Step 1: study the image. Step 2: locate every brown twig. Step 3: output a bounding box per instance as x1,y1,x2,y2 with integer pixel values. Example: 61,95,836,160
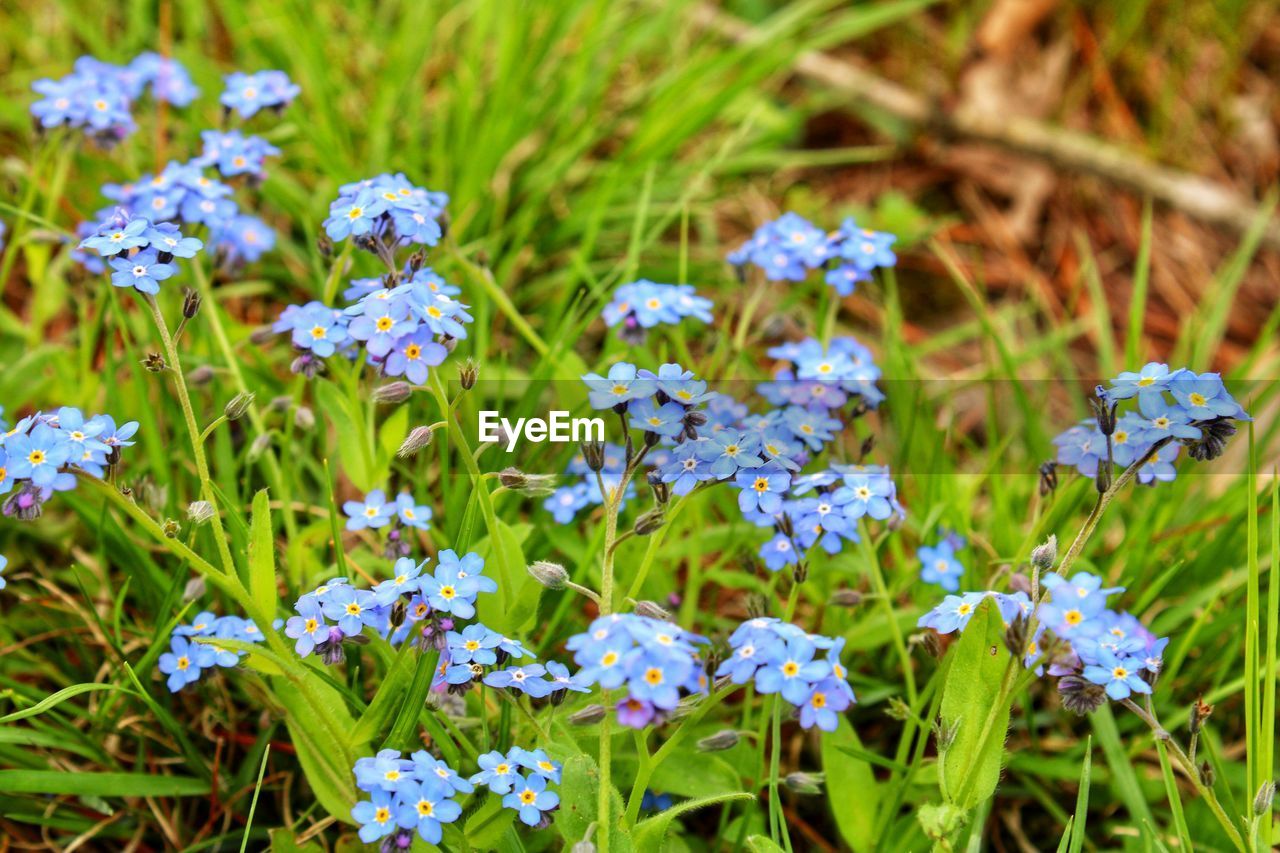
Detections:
686,3,1280,248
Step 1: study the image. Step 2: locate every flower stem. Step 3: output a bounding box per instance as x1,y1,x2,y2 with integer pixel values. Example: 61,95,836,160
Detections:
145,294,237,577
1121,698,1248,852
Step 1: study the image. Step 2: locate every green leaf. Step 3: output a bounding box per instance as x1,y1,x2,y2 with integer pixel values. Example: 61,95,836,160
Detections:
314,379,371,491
938,597,1014,809
0,682,136,723
0,770,208,797
350,642,419,746
822,716,879,851
248,489,279,621
554,752,630,851
648,752,740,799
633,792,753,851
1068,737,1091,853
381,647,440,751
745,836,786,853
275,675,360,823
464,793,518,851
474,521,537,635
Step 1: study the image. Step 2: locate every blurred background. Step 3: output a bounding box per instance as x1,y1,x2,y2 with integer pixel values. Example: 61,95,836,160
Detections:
2,0,1277,381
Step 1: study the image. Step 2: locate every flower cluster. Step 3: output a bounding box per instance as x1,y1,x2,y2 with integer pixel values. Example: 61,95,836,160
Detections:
31,53,198,144
567,613,710,728
220,70,300,118
286,550,496,665
718,618,854,731
760,336,884,410
471,746,563,827
351,749,465,845
918,531,966,592
159,611,265,692
1054,363,1251,484
322,173,448,248
916,573,1167,709
196,129,281,179
273,265,469,383
77,212,204,294
341,489,433,557
727,212,897,294
0,406,138,519
601,280,713,342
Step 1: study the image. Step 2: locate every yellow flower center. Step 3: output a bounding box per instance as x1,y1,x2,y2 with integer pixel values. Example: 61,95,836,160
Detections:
1064,610,1083,626
495,763,510,775
347,206,364,220
28,450,45,465
465,640,480,651
439,586,456,599
782,661,800,677
417,800,434,816
811,692,827,708
1137,377,1155,386
310,326,327,339
1189,392,1207,407
520,789,538,805
601,651,619,667
176,656,190,671
644,667,664,685
957,603,973,616
374,807,390,823
345,602,362,616
405,344,421,360
376,316,394,331
304,618,318,633
753,477,769,493
1112,666,1128,679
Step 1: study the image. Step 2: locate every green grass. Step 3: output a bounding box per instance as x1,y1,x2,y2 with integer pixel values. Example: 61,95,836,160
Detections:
1,1,1278,851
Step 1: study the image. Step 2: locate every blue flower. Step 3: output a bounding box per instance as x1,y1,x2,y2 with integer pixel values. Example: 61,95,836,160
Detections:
343,490,393,531
1137,395,1200,440
410,751,474,795
158,635,211,692
697,430,763,479
626,651,691,710
502,772,560,827
733,462,790,515
347,296,414,358
285,600,329,656
419,566,482,619
354,749,415,793
221,70,300,117
583,362,657,410
392,779,461,844
755,635,831,704
835,219,897,271
1053,422,1107,477
383,329,447,385
1105,362,1174,407
145,222,203,258
470,750,522,794
351,787,398,843
393,492,433,530
545,661,591,694
0,554,7,591
1082,648,1153,700
799,676,854,731
286,302,349,357
447,623,502,665
1168,370,1249,420
759,533,800,572
372,558,425,605
919,541,964,591
628,397,686,439
80,217,149,256
917,592,991,635
325,189,388,240
659,440,715,496
108,249,175,295
321,586,380,636
509,747,563,784
484,664,552,698
6,424,72,488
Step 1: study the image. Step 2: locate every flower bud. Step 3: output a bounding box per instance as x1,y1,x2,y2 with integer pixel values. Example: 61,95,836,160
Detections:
646,471,669,505
1190,697,1214,734
582,440,606,473
571,842,596,853
143,352,166,372
398,425,435,458
932,718,960,751
696,730,740,752
1030,535,1057,571
162,518,180,538
633,600,672,621
316,234,333,258
182,288,202,319
458,359,478,390
183,576,206,601
885,696,911,721
294,406,316,431
829,589,863,608
188,364,215,386
1038,461,1058,496
389,599,408,630
569,704,606,725
224,391,255,421
1253,780,1275,817
499,468,556,494
249,325,277,345
373,382,413,405
783,772,824,795
248,433,272,461
528,560,569,590
1200,761,1215,787
187,501,215,525
634,507,665,536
